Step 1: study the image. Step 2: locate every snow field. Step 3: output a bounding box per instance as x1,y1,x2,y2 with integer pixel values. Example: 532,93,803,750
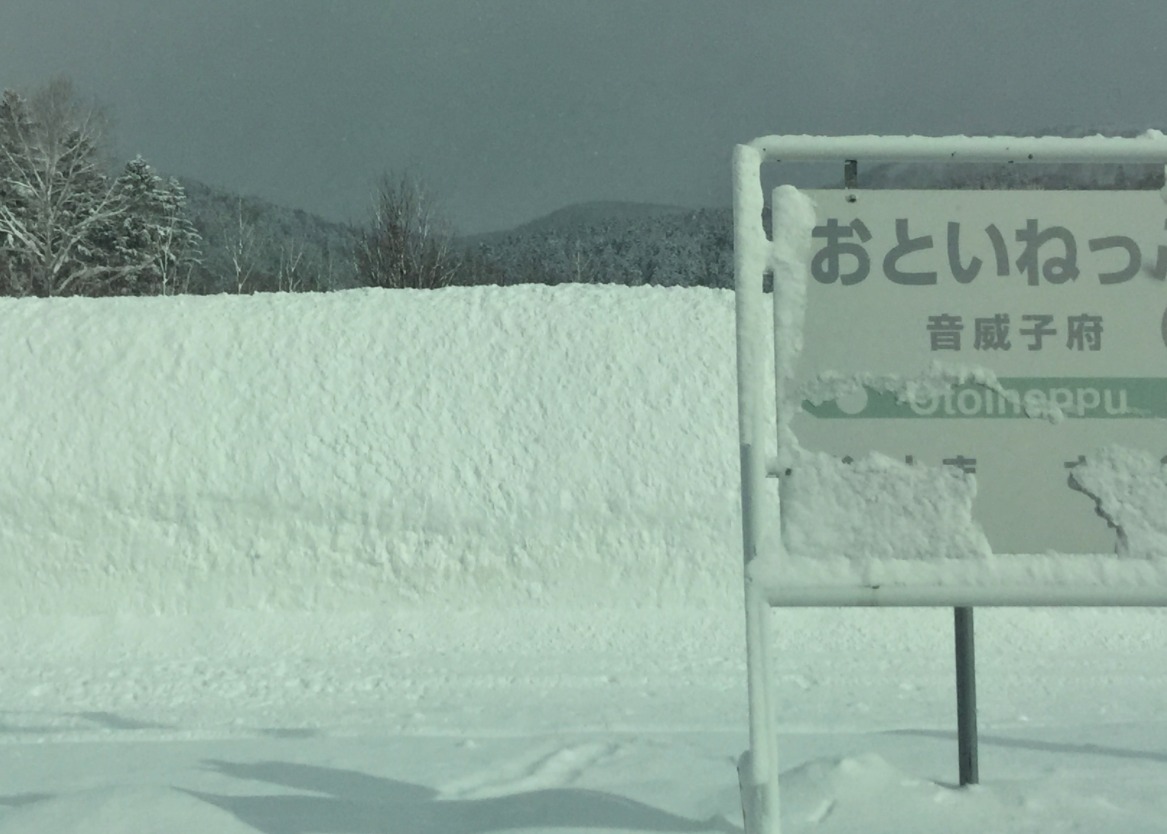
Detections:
3,284,1167,832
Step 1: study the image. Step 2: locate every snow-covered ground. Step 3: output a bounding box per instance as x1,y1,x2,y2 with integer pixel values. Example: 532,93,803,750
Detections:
2,286,1166,832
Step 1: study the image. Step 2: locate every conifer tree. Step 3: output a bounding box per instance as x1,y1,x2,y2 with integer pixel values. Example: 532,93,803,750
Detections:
0,79,202,297
112,156,202,294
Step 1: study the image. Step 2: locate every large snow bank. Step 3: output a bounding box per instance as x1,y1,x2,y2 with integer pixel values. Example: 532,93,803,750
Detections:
0,287,745,615
6,282,1162,617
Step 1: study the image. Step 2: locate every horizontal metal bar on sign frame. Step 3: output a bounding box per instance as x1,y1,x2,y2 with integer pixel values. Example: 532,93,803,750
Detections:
746,133,1167,166
765,583,1167,608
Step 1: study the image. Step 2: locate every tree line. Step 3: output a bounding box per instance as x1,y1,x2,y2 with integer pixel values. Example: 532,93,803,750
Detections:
0,78,472,296
4,78,1155,298
0,79,200,297
0,77,741,297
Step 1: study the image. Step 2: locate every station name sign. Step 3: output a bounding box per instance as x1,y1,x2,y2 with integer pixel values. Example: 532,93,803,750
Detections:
791,189,1167,554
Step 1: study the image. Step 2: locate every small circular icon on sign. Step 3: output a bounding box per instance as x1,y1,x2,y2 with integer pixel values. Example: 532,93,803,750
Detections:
836,387,869,416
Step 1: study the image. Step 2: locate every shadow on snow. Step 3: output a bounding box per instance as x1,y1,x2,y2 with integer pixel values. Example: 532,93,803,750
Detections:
189,759,740,834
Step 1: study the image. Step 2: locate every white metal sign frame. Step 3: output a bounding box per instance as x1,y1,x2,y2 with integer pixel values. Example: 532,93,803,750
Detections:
732,133,1167,834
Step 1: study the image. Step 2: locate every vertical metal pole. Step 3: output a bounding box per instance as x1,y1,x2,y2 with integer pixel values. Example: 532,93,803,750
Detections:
732,144,781,834
954,606,979,785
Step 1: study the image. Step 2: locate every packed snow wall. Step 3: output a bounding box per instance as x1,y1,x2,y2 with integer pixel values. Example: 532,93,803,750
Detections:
0,286,746,614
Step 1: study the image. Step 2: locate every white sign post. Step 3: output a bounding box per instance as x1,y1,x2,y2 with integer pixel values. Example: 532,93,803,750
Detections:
732,134,1167,834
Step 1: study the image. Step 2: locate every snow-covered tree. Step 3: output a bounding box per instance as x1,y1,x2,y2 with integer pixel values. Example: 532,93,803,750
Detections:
111,156,202,295
0,78,133,296
0,78,204,297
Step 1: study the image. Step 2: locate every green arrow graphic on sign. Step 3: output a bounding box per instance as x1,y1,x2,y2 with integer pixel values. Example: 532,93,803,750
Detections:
802,377,1167,419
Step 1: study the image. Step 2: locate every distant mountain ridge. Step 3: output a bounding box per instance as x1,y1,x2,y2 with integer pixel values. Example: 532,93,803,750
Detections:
172,124,1166,293
461,200,696,245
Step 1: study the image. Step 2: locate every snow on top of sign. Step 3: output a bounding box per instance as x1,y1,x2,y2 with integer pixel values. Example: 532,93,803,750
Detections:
744,131,1167,164
764,187,989,562
1071,446,1167,559
777,447,992,564
739,185,994,567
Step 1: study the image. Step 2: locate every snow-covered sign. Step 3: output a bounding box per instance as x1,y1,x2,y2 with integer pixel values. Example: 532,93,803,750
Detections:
793,189,1167,554
733,136,1167,834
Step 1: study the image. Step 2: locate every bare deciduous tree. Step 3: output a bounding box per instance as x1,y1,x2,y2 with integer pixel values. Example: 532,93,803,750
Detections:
275,237,306,293
0,78,139,296
227,200,261,294
355,172,461,289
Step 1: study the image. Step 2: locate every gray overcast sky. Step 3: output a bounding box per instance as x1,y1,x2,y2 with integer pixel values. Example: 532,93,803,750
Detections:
2,1,1165,233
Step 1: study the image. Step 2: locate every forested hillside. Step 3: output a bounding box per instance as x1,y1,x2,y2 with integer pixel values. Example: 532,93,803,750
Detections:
179,178,360,295
463,204,734,289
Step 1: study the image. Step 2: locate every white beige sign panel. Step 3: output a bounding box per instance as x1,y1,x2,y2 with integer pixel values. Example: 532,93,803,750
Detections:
792,189,1167,554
